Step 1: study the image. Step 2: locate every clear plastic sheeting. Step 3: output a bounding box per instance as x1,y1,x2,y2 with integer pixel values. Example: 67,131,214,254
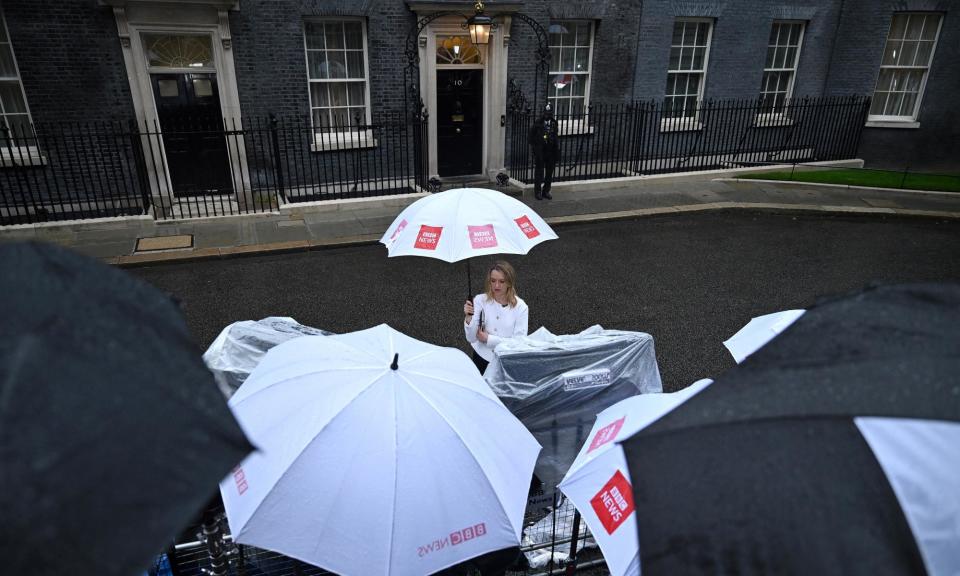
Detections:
202,317,332,398
485,326,663,491
522,497,597,569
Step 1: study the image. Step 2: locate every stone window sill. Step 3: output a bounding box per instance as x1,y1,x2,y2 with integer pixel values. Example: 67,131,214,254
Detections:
311,130,378,152
0,147,47,167
865,120,921,129
660,119,703,133
754,115,795,128
558,122,595,137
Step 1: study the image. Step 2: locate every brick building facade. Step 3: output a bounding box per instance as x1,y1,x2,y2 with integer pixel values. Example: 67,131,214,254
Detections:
1,0,956,215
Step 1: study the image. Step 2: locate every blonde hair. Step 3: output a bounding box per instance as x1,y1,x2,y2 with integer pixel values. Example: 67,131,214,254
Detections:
484,260,518,307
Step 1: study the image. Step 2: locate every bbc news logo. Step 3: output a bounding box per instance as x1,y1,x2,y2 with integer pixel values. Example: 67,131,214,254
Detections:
451,522,487,545
588,416,626,453
468,224,498,249
388,219,408,244
233,466,248,495
590,470,634,534
417,523,487,558
414,225,443,250
514,215,540,239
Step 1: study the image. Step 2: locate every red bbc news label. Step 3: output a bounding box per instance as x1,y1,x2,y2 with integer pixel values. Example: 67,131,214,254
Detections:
414,225,442,250
418,523,486,557
233,466,249,495
450,522,486,546
468,224,498,249
388,219,408,243
588,416,626,453
590,470,634,535
514,216,540,239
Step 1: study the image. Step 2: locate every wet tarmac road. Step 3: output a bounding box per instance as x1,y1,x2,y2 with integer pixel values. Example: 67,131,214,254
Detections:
132,210,960,391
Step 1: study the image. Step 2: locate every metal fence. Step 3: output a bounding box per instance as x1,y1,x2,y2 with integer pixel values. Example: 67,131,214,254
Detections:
153,492,606,576
508,95,871,184
2,96,871,226
0,112,429,225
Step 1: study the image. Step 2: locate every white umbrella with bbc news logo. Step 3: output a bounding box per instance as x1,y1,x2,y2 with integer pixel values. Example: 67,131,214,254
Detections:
556,380,713,576
219,324,541,576
379,187,558,297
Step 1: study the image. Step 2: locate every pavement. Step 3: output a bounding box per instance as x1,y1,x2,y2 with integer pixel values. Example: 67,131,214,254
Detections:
2,170,959,266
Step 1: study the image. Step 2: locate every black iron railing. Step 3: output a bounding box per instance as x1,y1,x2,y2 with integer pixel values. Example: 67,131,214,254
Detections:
0,112,429,225
0,121,151,225
508,95,871,184
154,491,598,576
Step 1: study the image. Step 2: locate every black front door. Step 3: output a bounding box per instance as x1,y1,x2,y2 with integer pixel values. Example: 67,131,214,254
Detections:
437,69,483,177
151,73,232,196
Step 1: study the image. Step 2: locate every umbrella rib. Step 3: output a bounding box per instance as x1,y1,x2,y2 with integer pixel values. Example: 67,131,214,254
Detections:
231,365,380,408
491,194,528,254
395,371,515,526
388,359,402,576
630,413,956,442
401,370,508,409
451,190,471,263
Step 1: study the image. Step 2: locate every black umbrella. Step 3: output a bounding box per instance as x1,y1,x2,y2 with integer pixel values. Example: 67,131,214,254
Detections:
622,283,960,576
0,242,252,576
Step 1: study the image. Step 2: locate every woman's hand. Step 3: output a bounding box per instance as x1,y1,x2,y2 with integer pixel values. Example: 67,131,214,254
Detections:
477,325,488,343
463,300,474,319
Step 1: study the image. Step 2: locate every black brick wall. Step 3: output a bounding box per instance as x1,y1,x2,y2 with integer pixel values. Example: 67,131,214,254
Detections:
630,0,844,102
229,0,416,120
1,0,956,182
826,0,960,171
2,0,133,123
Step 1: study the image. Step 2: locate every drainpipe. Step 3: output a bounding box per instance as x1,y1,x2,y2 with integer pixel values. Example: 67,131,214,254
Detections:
822,0,847,97
631,1,645,102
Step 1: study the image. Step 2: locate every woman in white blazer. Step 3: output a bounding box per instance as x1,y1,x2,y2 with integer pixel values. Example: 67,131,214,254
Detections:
463,260,529,374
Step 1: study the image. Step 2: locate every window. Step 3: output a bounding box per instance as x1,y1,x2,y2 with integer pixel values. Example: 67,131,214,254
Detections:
304,19,370,147
436,35,481,65
0,10,33,148
548,21,593,119
869,13,942,121
664,19,712,122
759,21,804,115
142,34,215,69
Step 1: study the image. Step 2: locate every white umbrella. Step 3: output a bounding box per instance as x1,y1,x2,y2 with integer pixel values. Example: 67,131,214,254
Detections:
220,324,541,576
723,309,805,364
380,187,558,294
557,380,713,576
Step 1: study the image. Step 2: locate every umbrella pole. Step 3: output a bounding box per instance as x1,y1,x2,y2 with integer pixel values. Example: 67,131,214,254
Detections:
466,259,472,300
201,507,228,576
548,491,559,575
567,510,582,573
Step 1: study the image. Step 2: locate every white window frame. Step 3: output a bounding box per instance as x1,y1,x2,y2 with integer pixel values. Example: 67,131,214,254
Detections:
756,20,805,125
0,9,41,166
547,20,594,136
303,17,374,151
868,12,943,124
662,17,713,131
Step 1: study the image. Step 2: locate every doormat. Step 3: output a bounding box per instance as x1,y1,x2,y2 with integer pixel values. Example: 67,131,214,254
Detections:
136,234,194,252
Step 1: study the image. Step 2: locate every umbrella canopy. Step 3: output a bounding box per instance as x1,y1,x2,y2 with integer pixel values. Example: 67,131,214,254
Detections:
558,379,712,576
622,283,960,576
220,324,541,576
722,309,805,363
379,187,558,263
0,242,252,576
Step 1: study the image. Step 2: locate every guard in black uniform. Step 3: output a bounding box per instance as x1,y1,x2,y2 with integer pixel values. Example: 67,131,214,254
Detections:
528,104,560,200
